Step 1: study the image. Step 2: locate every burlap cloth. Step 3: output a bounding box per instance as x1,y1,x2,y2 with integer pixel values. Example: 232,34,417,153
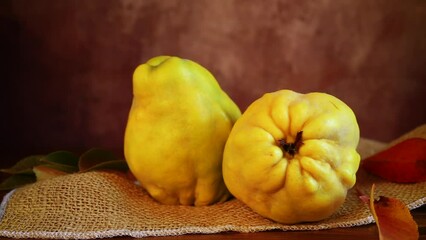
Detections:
0,126,425,239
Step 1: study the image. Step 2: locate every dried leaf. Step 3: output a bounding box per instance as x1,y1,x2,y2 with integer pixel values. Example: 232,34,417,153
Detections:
33,165,69,182
40,151,79,173
0,155,44,175
0,174,36,190
78,148,118,172
363,184,419,240
361,138,426,183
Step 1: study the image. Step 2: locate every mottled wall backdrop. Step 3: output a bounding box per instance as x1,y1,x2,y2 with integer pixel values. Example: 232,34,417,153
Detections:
1,0,425,165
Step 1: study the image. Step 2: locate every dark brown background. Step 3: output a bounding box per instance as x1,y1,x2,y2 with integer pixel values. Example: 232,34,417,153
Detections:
1,0,425,166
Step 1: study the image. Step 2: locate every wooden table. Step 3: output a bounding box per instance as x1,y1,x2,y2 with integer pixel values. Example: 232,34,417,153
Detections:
0,190,424,240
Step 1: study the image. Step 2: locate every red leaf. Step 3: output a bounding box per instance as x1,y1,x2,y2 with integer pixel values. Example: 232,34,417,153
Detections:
361,138,426,183
367,184,419,240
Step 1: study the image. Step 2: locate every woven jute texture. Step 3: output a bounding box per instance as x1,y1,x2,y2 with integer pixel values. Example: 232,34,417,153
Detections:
0,125,425,239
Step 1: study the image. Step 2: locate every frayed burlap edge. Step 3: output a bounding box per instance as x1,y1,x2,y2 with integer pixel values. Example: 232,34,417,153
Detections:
0,171,424,240
0,172,425,239
0,130,425,239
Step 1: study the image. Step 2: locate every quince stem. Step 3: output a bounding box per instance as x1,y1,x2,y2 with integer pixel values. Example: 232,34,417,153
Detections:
278,131,304,157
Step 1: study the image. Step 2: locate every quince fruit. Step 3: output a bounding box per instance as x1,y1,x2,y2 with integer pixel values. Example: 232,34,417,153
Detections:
223,89,360,223
124,56,241,206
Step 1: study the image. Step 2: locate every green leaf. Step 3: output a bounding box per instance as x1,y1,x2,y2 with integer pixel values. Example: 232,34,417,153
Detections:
40,151,79,173
0,155,44,175
78,148,119,172
80,159,129,172
0,174,36,190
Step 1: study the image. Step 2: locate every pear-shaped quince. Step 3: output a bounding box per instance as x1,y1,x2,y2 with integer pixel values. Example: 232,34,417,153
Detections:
124,56,241,206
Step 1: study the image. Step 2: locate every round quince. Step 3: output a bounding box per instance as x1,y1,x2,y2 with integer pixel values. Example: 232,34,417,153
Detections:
223,89,360,223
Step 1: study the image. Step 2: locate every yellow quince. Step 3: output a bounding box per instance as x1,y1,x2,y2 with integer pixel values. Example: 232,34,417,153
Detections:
223,89,360,223
124,56,241,206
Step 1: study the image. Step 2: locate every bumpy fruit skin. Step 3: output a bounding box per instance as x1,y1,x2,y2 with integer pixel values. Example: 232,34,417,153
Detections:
223,90,360,223
124,56,241,206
